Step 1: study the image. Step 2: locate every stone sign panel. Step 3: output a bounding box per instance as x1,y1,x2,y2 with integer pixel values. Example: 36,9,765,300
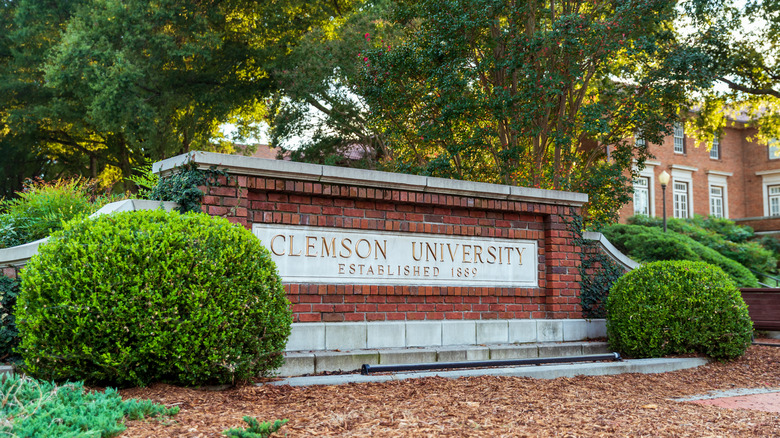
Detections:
252,224,538,287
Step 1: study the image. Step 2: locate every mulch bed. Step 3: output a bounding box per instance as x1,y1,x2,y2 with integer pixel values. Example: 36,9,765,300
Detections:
121,345,780,437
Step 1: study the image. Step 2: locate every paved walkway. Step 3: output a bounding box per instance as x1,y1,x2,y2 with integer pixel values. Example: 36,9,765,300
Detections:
675,387,780,413
270,356,710,386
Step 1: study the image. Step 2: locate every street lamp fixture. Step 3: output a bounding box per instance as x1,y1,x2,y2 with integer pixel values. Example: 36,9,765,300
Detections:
658,170,671,233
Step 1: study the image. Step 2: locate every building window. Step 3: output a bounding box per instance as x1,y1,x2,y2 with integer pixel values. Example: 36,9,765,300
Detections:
635,134,646,148
634,177,650,216
710,138,720,159
770,140,780,160
710,186,724,218
673,181,689,218
673,122,685,154
770,185,780,216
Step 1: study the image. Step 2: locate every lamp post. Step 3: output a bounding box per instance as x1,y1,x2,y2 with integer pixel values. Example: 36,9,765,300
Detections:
658,170,670,233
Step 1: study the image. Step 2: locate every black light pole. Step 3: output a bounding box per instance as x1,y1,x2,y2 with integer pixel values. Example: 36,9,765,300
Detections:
659,170,670,233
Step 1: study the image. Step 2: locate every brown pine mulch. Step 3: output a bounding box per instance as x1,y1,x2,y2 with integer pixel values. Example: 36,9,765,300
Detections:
121,345,780,437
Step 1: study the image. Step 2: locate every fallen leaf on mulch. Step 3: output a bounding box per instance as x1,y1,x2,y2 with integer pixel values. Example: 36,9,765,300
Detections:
121,346,780,437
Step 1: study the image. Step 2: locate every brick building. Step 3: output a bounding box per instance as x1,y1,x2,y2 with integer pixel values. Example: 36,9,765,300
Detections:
618,119,780,235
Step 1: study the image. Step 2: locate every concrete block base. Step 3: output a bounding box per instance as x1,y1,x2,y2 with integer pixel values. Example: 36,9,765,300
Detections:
287,319,606,352
279,341,612,376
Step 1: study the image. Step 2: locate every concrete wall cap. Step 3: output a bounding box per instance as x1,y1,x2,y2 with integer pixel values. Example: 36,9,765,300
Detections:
153,151,589,207
582,231,640,270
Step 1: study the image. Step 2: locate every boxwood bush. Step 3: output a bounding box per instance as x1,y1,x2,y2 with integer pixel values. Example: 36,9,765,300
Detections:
606,260,752,360
16,209,292,387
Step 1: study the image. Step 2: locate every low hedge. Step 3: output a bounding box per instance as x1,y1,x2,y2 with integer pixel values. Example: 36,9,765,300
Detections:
16,209,292,387
606,260,752,360
602,224,759,287
629,215,776,275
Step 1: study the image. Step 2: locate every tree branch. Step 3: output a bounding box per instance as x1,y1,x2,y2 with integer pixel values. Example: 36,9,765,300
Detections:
718,76,780,98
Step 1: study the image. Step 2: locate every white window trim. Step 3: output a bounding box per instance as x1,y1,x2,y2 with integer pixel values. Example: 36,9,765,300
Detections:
673,122,685,154
633,163,657,217
710,138,720,160
769,140,780,160
671,168,694,218
758,169,780,217
707,173,729,218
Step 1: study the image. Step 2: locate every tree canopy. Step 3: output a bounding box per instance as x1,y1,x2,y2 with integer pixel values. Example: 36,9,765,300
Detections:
681,0,780,144
354,0,707,225
4,0,778,225
0,0,356,195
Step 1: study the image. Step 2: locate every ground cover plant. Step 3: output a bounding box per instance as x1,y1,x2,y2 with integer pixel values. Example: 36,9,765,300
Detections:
16,209,292,387
601,223,760,287
606,260,753,359
224,417,288,438
0,374,178,437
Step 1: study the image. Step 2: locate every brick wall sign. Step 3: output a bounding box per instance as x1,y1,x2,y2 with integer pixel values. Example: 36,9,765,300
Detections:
153,152,589,323
252,224,537,287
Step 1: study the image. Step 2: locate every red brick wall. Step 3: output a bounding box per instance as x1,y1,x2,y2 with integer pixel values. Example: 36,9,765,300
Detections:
1,266,20,280
619,123,750,222
741,128,780,219
200,175,584,321
736,217,780,234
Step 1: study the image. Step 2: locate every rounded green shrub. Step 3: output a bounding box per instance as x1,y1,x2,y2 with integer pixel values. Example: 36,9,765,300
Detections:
16,209,292,387
606,260,752,360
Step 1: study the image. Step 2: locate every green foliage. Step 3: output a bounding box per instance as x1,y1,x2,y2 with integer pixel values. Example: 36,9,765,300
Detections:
682,0,780,147
578,241,626,319
16,209,292,387
628,215,777,277
269,0,400,167
0,374,178,437
148,162,232,213
568,210,626,319
224,417,289,438
602,224,759,287
606,260,753,360
1,0,347,190
0,275,20,361
127,162,160,198
0,179,122,249
358,0,710,226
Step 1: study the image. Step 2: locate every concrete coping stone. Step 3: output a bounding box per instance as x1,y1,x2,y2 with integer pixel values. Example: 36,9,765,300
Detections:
152,151,588,207
582,231,640,271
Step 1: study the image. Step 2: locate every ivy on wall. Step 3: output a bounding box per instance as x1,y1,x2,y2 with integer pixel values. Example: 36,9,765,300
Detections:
0,274,20,361
566,210,627,319
578,241,626,319
149,163,231,213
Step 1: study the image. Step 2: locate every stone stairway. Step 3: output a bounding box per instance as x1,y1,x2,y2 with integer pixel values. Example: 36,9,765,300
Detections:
278,340,611,376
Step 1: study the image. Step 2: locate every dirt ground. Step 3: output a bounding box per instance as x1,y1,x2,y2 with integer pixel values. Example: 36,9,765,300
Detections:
121,343,780,437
